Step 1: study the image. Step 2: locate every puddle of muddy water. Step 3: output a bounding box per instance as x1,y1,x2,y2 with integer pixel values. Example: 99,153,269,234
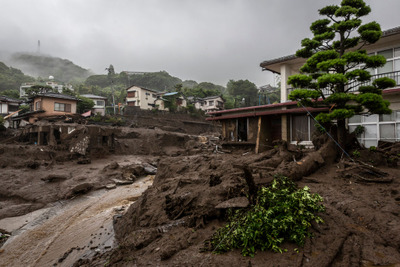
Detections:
0,175,153,267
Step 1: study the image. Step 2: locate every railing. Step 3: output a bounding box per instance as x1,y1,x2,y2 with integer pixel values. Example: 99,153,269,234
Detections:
287,70,400,98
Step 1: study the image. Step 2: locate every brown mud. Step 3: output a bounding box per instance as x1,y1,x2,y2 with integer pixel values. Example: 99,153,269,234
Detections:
84,143,399,267
0,116,399,266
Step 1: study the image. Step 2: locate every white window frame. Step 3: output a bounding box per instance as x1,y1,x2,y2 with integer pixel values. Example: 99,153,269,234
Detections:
290,114,314,147
348,111,400,148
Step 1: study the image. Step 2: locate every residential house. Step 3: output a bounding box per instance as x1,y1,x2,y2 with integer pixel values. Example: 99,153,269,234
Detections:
80,94,107,115
186,95,225,113
156,92,187,111
207,26,400,151
126,85,158,110
0,95,22,116
202,96,224,113
187,96,206,110
27,92,78,123
0,96,23,128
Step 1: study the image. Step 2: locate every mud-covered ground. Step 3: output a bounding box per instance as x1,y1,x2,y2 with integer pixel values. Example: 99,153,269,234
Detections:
0,119,399,266
80,145,400,267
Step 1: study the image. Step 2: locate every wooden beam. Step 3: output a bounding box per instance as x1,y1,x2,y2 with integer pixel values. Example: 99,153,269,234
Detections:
255,116,262,154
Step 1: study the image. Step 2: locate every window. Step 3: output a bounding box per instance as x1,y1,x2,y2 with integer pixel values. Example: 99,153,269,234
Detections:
348,111,400,147
35,101,41,111
209,101,214,106
290,114,317,143
370,47,400,75
127,91,136,98
54,102,72,112
0,103,7,113
96,100,105,106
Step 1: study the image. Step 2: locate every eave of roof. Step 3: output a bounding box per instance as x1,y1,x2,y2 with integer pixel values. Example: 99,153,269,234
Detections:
207,101,299,115
11,110,46,120
206,106,329,121
32,93,78,101
0,95,23,103
259,25,400,71
126,85,159,93
80,94,107,100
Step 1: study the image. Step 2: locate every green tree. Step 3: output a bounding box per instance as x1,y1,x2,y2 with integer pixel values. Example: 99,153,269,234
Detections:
227,79,258,107
76,95,95,113
288,0,395,146
1,89,20,99
0,62,35,91
25,85,54,97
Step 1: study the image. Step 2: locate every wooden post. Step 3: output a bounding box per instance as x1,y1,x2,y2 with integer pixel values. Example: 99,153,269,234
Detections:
255,116,262,154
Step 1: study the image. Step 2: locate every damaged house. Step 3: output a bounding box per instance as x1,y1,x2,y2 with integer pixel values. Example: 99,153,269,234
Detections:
9,92,119,154
207,26,400,152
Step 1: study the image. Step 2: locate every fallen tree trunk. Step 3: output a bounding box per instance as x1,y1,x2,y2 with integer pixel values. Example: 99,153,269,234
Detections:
273,140,337,181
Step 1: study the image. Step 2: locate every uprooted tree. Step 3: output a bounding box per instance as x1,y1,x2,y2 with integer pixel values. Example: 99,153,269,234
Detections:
287,0,396,147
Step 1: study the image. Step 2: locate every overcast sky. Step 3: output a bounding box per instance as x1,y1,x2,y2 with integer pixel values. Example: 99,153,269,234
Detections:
1,0,399,87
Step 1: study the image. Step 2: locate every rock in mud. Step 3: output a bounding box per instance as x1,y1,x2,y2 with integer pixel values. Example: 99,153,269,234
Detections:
41,174,69,183
215,197,249,209
66,183,94,198
105,184,117,190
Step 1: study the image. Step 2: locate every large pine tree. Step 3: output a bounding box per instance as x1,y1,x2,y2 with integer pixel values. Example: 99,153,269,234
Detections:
288,0,395,147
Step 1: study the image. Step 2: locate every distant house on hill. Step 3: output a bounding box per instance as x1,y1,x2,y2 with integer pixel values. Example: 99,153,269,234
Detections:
80,94,107,115
202,96,224,113
19,81,73,98
125,85,158,110
156,92,187,111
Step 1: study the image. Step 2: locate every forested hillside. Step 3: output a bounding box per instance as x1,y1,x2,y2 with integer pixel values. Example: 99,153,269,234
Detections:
0,56,280,110
0,62,35,92
9,53,92,83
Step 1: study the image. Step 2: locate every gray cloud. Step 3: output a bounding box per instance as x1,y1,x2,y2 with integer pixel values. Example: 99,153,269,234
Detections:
1,0,399,87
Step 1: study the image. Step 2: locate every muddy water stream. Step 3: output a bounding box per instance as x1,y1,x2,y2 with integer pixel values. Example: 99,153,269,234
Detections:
0,176,153,267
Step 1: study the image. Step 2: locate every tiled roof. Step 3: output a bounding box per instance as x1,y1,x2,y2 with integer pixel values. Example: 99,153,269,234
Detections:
126,85,159,93
33,92,78,101
80,94,107,100
0,95,22,103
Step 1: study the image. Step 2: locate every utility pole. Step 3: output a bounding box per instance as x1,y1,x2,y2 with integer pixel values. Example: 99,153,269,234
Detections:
106,66,116,115
111,80,116,115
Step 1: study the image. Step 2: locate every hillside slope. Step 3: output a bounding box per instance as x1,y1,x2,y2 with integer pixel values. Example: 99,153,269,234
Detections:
9,53,92,83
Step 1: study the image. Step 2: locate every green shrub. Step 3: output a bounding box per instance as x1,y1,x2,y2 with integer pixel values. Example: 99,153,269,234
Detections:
206,175,324,256
352,150,360,157
353,125,365,136
369,146,377,151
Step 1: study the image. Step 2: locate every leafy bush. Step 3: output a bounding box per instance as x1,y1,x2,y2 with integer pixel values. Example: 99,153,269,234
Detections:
206,175,324,257
105,116,125,126
352,150,360,157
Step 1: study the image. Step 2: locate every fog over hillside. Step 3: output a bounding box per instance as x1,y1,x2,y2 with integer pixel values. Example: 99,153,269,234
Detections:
1,0,399,87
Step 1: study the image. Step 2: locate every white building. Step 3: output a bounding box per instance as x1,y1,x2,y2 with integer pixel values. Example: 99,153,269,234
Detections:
202,96,224,113
259,26,400,148
20,81,73,98
126,85,158,110
80,94,107,115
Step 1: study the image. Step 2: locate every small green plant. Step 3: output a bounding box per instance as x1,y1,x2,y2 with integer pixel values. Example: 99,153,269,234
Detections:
205,175,325,257
89,114,103,122
352,150,360,157
315,123,326,134
353,125,365,137
369,146,377,152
